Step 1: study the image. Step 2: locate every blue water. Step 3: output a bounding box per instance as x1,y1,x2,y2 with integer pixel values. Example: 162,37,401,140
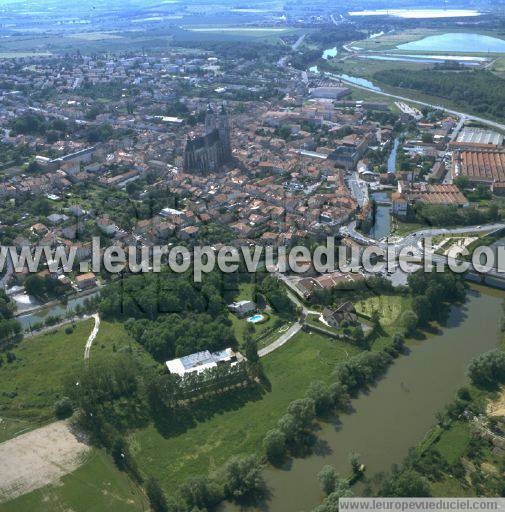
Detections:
388,138,400,173
322,47,337,59
340,74,382,92
247,314,264,323
398,33,505,53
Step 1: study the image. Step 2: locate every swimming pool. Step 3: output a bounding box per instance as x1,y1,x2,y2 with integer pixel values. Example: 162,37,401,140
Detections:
247,314,265,323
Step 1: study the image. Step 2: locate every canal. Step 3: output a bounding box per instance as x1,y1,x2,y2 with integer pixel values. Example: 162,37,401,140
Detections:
223,285,504,511
369,191,391,241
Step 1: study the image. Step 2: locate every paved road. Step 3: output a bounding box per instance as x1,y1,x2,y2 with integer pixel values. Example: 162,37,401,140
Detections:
347,172,369,208
84,313,100,360
292,33,306,51
397,223,505,250
335,75,505,132
341,221,505,249
258,321,302,358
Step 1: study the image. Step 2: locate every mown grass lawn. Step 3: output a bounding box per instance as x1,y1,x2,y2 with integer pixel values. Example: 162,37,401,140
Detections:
130,331,360,491
0,448,148,512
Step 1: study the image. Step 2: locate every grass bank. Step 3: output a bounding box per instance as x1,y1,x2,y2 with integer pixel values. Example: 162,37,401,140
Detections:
130,331,360,490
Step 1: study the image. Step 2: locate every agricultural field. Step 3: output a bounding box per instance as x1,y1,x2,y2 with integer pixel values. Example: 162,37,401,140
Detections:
130,331,360,491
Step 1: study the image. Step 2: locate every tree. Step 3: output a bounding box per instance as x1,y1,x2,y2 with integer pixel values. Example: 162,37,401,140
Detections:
146,477,169,512
370,309,381,327
287,398,316,430
244,334,259,364
421,132,434,143
318,465,338,495
349,452,361,474
222,455,264,499
54,397,73,419
25,275,46,298
400,309,418,335
306,381,333,415
412,295,431,327
312,480,353,512
111,437,142,482
178,475,223,509
263,429,286,463
380,468,431,497
468,350,505,389
329,381,350,411
277,413,299,443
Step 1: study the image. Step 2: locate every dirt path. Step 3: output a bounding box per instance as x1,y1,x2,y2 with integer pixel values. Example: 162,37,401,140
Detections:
0,421,90,503
84,313,100,360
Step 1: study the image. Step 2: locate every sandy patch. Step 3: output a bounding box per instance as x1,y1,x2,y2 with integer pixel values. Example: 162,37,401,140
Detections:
0,421,90,503
487,388,505,417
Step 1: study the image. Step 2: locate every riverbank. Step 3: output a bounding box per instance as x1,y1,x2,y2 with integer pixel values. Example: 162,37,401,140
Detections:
224,284,504,511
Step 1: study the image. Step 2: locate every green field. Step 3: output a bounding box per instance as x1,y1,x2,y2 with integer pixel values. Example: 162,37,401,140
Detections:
493,56,505,73
91,320,159,371
0,449,148,512
131,331,359,491
355,294,411,329
352,29,440,51
0,318,155,438
434,421,472,465
0,320,94,423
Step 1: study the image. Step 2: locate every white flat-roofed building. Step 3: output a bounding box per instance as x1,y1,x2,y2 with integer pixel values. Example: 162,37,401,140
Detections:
456,128,503,147
165,348,237,376
160,207,184,218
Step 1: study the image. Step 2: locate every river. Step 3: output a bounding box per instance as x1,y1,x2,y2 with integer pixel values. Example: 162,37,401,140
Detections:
369,191,391,241
16,290,99,330
222,285,503,512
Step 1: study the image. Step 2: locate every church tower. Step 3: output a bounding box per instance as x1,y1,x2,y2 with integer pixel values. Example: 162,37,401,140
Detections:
218,103,232,159
204,104,216,135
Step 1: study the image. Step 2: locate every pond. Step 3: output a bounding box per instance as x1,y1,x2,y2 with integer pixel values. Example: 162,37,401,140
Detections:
397,33,505,53
339,74,382,92
322,47,337,60
221,285,504,512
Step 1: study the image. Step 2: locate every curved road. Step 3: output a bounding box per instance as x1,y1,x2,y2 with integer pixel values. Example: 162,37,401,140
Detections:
335,73,505,132
341,220,505,248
